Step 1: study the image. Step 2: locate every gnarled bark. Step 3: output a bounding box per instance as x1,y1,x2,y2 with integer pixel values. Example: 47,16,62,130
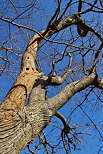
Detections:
0,13,101,153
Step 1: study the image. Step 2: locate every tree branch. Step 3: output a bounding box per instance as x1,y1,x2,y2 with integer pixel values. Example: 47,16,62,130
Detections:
46,72,96,114
0,13,79,111
55,111,71,131
92,75,103,90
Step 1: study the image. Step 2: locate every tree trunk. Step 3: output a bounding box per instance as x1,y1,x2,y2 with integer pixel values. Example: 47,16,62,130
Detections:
0,14,98,153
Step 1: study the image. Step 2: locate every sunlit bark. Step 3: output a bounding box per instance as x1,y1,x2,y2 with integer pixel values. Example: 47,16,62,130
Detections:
0,8,102,153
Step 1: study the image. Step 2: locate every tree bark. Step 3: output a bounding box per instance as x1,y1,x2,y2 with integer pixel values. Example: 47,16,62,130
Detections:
0,13,100,153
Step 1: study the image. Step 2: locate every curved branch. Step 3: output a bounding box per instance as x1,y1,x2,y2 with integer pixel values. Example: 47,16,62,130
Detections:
0,13,80,153
75,14,103,41
0,13,78,111
55,111,71,131
0,8,101,153
46,72,96,114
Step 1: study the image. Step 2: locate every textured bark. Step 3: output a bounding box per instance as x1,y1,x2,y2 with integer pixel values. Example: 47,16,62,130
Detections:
0,14,99,154
46,73,96,112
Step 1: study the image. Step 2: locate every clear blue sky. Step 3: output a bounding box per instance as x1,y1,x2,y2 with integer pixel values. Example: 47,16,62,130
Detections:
0,0,103,154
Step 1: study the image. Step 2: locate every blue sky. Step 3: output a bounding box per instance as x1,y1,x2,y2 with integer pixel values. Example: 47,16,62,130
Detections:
0,0,103,153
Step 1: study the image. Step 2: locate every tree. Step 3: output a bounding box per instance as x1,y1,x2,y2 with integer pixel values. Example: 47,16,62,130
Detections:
0,0,103,153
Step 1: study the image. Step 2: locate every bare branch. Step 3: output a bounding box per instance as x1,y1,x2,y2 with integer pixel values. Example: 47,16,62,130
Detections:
27,145,36,154
92,75,103,90
79,106,103,139
46,72,96,113
55,111,71,131
75,14,103,41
